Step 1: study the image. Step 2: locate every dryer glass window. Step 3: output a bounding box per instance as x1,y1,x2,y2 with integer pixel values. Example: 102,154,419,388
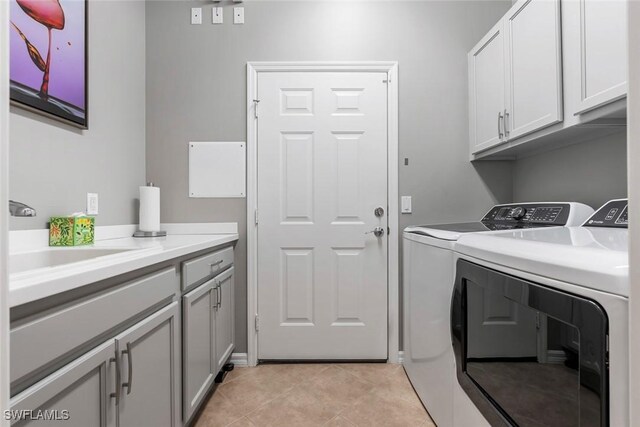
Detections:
452,260,609,427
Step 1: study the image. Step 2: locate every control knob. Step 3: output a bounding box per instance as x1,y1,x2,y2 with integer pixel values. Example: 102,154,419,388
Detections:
510,207,527,220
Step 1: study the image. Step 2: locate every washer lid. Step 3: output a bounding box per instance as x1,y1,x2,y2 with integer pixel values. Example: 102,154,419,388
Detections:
455,226,629,297
404,222,490,241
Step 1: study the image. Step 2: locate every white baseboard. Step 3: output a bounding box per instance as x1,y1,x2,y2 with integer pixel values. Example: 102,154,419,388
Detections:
397,351,404,364
230,352,248,367
546,350,568,364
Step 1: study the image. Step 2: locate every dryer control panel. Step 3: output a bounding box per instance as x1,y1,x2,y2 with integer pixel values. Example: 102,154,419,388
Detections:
584,199,628,228
481,203,570,226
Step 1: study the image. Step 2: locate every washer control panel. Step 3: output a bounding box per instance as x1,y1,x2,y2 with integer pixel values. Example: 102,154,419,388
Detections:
482,203,570,226
584,199,628,228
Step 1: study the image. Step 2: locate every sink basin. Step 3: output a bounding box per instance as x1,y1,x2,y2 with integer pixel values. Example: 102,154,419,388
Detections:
10,248,138,275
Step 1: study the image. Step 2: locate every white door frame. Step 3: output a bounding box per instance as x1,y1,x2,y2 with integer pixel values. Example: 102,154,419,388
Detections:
246,61,399,366
1,0,11,421
628,2,639,425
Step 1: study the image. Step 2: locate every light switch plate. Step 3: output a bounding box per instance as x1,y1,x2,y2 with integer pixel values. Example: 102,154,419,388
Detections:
212,7,223,24
87,193,99,215
191,7,202,25
401,196,412,214
234,7,244,24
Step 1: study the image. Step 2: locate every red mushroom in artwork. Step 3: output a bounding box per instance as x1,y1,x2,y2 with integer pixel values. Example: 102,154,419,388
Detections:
12,0,65,98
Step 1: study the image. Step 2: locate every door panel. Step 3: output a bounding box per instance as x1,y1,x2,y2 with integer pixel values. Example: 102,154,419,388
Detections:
505,0,563,138
469,21,506,153
9,340,116,427
182,280,216,422
215,268,235,369
257,72,388,360
467,276,537,358
116,303,180,427
576,0,627,113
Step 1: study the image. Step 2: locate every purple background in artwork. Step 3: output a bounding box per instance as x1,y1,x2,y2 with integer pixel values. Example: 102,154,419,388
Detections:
10,0,85,109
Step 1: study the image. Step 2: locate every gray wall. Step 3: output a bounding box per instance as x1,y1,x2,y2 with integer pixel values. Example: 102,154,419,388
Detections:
9,0,146,230
145,0,514,353
513,130,628,209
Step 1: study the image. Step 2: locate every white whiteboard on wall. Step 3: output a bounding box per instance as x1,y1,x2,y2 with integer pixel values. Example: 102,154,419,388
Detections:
189,141,246,198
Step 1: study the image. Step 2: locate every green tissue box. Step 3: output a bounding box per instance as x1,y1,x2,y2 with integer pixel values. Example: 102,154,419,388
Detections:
49,216,95,246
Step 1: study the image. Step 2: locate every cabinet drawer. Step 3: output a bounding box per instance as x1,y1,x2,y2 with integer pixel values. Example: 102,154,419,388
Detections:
11,268,178,387
182,246,233,291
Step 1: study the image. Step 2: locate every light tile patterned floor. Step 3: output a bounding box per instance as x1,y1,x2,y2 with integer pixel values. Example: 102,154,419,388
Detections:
194,363,436,427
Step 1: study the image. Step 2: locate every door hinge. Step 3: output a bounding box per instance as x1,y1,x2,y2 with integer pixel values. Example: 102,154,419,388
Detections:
254,209,259,225
255,315,259,332
253,99,260,119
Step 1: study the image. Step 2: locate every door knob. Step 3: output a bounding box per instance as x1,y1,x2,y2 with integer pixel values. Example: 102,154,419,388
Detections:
366,226,385,237
374,207,385,217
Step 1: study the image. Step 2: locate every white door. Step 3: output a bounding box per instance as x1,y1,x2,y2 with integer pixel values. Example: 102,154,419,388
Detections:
504,0,563,139
468,21,507,154
466,276,537,358
257,71,388,360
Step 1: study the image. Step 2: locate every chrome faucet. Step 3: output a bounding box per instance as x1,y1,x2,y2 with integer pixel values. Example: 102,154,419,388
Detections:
9,200,36,217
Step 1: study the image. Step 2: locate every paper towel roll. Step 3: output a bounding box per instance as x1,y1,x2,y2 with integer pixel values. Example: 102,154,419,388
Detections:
139,185,161,232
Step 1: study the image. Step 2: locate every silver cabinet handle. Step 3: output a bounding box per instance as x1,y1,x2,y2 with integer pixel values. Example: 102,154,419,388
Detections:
504,109,509,137
213,282,219,310
498,112,504,139
365,226,384,237
209,260,223,271
217,284,222,309
110,350,121,405
121,342,133,395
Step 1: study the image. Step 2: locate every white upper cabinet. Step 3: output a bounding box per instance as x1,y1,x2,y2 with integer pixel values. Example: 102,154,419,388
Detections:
468,21,507,154
469,0,562,155
575,0,627,114
468,0,628,159
504,0,563,139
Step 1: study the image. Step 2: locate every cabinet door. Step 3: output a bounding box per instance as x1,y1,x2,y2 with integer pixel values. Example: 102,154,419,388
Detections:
9,340,116,427
116,302,180,427
575,0,627,114
215,267,235,370
468,20,507,154
182,279,216,423
504,0,563,139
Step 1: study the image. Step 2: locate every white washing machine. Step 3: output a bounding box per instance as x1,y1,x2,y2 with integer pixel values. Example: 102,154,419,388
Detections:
453,199,629,427
402,202,594,427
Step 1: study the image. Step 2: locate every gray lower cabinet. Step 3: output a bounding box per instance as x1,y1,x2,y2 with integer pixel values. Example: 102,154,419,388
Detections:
9,340,117,427
182,279,217,422
9,302,180,427
182,265,235,424
115,302,181,427
215,267,235,370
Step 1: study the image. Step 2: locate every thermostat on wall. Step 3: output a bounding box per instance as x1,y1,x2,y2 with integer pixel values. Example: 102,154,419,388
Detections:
189,141,246,198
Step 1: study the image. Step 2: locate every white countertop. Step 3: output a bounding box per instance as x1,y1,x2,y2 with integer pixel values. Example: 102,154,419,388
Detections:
9,224,238,308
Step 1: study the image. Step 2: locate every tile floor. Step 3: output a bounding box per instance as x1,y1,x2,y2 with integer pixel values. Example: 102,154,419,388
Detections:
194,363,436,427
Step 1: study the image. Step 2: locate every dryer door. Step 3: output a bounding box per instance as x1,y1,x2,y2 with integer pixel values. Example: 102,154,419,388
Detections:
451,259,609,427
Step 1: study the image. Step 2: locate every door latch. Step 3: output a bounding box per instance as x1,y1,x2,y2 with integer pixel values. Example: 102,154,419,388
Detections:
365,226,385,237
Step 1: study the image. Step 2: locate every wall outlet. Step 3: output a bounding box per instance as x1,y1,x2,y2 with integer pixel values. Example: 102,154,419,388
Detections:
212,7,223,24
401,196,412,214
234,7,244,24
87,193,99,215
191,7,202,25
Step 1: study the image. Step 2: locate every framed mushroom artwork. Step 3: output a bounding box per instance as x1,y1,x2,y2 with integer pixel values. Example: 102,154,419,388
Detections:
9,0,88,128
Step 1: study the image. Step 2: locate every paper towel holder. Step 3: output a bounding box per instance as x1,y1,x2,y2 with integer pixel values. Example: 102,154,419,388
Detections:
133,182,167,238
